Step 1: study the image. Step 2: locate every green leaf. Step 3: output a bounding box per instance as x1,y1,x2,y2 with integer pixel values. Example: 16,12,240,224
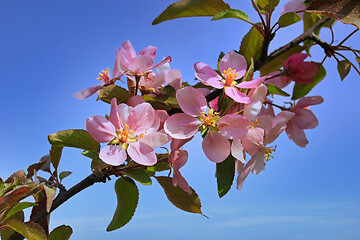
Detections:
48,129,100,152
7,219,47,240
152,0,230,25
212,9,251,24
59,171,72,182
337,60,351,81
5,202,37,221
266,84,290,96
356,57,360,67
292,63,326,100
50,145,63,170
257,0,280,12
48,225,73,240
123,169,152,186
1,211,24,240
239,24,264,65
216,154,235,198
142,95,171,110
278,12,301,28
156,176,202,214
307,0,360,29
97,85,131,104
106,177,139,231
260,45,306,76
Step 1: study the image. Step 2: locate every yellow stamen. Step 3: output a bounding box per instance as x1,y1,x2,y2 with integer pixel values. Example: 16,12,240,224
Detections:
222,67,238,87
198,109,219,127
250,119,260,129
262,145,277,162
96,68,111,82
116,124,133,142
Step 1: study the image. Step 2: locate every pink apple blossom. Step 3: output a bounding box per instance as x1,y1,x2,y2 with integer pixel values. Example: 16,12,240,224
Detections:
281,0,306,19
164,86,250,163
286,96,324,147
194,51,264,104
85,98,170,166
284,53,318,84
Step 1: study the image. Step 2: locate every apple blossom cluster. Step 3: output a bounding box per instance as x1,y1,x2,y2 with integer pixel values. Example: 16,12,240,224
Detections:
75,40,323,192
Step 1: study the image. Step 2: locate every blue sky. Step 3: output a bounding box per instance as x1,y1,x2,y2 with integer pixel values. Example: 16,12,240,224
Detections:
1,0,360,239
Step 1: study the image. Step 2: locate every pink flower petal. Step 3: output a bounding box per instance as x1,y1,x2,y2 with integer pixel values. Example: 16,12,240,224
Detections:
231,139,245,164
194,62,223,88
99,145,127,166
285,53,308,68
117,103,133,129
219,51,247,78
237,154,257,190
242,128,264,156
170,137,194,151
127,142,157,166
225,87,251,104
126,95,146,107
171,149,188,171
150,56,172,71
295,96,324,109
266,111,295,144
118,40,137,71
164,113,199,139
109,98,121,130
285,121,308,147
166,69,182,90
236,77,265,89
127,102,155,135
264,72,291,89
173,170,192,194
218,114,250,139
251,151,266,175
128,55,154,75
85,115,117,143
177,86,207,117
72,84,103,99
202,131,230,163
293,108,318,129
281,0,306,18
138,45,157,61
138,132,171,148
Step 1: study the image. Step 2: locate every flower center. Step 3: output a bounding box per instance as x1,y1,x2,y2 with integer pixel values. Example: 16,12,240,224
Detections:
97,68,111,84
250,119,260,129
199,109,219,128
262,146,277,162
116,124,135,143
222,67,238,87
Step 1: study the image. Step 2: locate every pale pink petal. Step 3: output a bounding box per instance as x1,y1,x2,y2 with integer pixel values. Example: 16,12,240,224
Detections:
138,132,171,148
109,98,121,130
147,110,161,133
117,103,133,129
259,104,275,117
85,115,117,143
170,137,194,151
150,56,172,71
281,0,306,18
293,108,318,129
231,139,245,164
266,111,295,144
202,131,230,163
242,128,264,156
251,151,266,175
127,102,155,135
164,113,199,139
171,149,188,171
196,88,211,96
244,101,263,121
72,84,103,99
127,142,157,166
99,145,127,166
256,115,273,135
209,97,219,112
235,160,244,174
113,49,122,78
118,40,137,71
218,114,250,139
194,62,223,88
265,76,291,89
156,110,169,130
128,55,154,75
166,69,182,90
225,87,251,104
176,86,207,117
173,170,192,194
219,51,247,78
237,153,257,190
126,95,146,107
236,77,265,89
138,46,157,61
286,120,308,147
248,84,267,102
295,96,324,110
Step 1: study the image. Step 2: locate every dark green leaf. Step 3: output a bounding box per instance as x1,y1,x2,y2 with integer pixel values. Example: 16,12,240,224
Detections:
48,225,73,240
152,0,230,25
59,171,72,182
337,60,351,81
216,154,235,198
266,84,290,96
292,63,326,100
50,145,63,170
123,169,152,186
7,219,47,240
160,85,176,95
212,9,251,24
142,95,171,110
5,202,37,221
239,24,264,65
48,129,100,152
258,0,280,12
278,12,301,28
156,176,202,214
260,45,306,76
97,85,131,104
107,177,139,231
